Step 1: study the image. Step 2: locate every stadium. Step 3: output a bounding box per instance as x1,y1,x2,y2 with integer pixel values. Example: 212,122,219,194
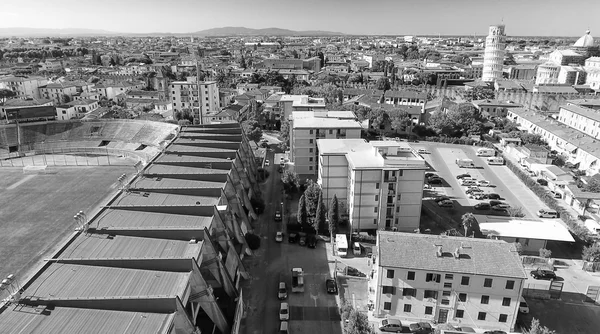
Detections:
0,119,258,334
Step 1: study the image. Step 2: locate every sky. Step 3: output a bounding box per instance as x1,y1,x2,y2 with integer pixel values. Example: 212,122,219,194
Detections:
1,0,599,37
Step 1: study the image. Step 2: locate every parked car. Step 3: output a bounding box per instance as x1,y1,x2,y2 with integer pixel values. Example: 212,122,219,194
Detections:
418,149,430,154
466,188,484,195
438,200,454,207
465,185,481,191
288,232,298,243
477,180,492,187
519,296,529,314
434,196,450,202
275,232,284,242
538,209,559,218
279,302,289,320
379,319,403,333
299,235,307,246
530,268,557,280
456,173,471,179
489,200,505,207
487,193,501,200
492,205,508,212
307,235,317,248
326,278,338,294
455,327,476,333
278,282,287,300
279,321,288,333
475,203,491,210
409,322,433,334
548,191,562,199
275,210,282,221
428,178,443,185
264,160,270,166
537,178,548,186
425,172,437,178
473,193,489,200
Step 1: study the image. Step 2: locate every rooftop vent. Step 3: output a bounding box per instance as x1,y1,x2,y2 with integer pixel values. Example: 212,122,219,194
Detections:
453,246,462,259
435,244,443,257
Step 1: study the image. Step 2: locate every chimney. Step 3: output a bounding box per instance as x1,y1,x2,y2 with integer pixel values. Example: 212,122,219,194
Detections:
454,246,462,259
435,244,443,257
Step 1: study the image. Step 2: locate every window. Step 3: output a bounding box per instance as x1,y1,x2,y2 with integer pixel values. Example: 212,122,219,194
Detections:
329,130,333,134
499,314,508,323
445,274,454,280
481,295,489,304
425,273,441,283
484,278,493,288
375,195,379,202
478,312,486,321
402,288,416,297
407,271,415,280
173,103,177,106
382,286,396,295
442,291,451,297
309,139,313,144
374,207,378,213
386,269,394,279
455,310,464,318
461,276,470,285
502,297,511,306
458,293,467,302
424,290,438,299
403,304,412,312
383,302,391,310
506,280,515,290
309,148,313,153
309,166,313,170
375,183,380,189
398,170,403,177
425,306,433,315
443,282,452,288
441,299,450,305
309,130,313,134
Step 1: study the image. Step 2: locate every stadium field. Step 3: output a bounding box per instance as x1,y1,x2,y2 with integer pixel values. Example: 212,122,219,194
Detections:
0,165,132,287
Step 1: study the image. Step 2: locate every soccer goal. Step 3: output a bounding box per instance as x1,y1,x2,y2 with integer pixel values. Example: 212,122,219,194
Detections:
23,165,48,174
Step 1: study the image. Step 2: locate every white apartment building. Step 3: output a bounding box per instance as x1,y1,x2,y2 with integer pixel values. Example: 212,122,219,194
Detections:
266,94,327,121
39,82,79,103
584,57,600,90
290,111,362,176
317,139,426,232
0,76,48,99
558,102,600,139
171,80,220,124
372,232,526,332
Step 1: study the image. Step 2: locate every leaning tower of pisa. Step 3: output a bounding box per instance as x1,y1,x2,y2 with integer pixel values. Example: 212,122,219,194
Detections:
482,24,506,83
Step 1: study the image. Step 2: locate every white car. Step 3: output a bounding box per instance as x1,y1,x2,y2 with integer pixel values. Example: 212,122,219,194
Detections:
278,282,287,300
264,160,270,166
418,149,430,154
477,180,491,187
519,297,529,314
279,302,289,320
275,232,283,242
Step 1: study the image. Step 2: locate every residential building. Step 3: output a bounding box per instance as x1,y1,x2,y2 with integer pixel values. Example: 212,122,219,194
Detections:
171,80,220,124
482,25,506,83
318,139,427,232
65,99,99,118
269,94,326,121
471,99,522,118
0,76,48,99
39,82,79,103
504,64,537,80
0,98,53,119
38,59,63,72
557,102,600,139
372,232,527,332
290,111,361,176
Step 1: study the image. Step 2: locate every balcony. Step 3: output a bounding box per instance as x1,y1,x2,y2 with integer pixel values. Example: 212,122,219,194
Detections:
384,177,397,183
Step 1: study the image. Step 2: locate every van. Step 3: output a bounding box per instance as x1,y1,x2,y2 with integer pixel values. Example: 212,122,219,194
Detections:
537,209,558,218
476,148,495,157
353,242,361,256
460,179,477,186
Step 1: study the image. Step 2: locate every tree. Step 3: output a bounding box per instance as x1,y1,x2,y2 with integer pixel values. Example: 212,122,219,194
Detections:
539,248,552,258
583,178,600,193
459,87,495,102
390,111,412,133
241,119,263,142
582,243,600,262
507,206,526,218
461,213,477,237
281,170,300,193
344,306,375,334
429,103,488,137
375,77,391,91
514,242,523,255
297,195,310,231
0,88,16,103
328,194,339,237
314,192,327,234
59,94,71,104
524,318,556,334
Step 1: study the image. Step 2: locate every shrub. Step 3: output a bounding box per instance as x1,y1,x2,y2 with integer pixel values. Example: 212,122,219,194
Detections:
245,233,261,250
250,196,265,215
539,248,552,258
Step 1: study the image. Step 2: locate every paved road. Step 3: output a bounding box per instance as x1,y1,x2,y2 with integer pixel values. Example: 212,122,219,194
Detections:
243,145,341,334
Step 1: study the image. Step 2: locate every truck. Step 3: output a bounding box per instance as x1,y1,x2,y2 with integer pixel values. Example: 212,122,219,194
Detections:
455,158,475,168
291,268,304,293
476,148,495,157
487,156,505,165
335,234,348,257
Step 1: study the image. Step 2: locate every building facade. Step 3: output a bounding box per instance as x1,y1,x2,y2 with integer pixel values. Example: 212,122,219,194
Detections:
482,25,506,83
171,80,220,124
372,232,527,332
0,76,48,99
557,103,600,139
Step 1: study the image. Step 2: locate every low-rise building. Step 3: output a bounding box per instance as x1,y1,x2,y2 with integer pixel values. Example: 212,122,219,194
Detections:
558,102,600,139
318,139,426,232
0,98,53,119
471,99,522,118
372,232,527,332
0,76,48,99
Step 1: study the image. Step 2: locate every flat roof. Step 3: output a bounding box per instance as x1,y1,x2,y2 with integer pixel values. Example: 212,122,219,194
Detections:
95,209,213,229
377,231,527,279
561,103,600,123
145,164,231,175
112,191,220,207
132,176,226,190
293,117,361,129
475,215,575,242
317,139,370,155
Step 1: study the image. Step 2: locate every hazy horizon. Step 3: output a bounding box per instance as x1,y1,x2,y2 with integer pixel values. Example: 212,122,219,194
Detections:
1,0,599,37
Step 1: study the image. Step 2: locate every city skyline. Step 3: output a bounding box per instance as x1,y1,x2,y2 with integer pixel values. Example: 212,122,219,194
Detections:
0,0,599,37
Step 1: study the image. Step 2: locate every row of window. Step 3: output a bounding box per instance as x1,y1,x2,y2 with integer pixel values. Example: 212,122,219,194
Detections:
382,303,509,323
385,269,516,290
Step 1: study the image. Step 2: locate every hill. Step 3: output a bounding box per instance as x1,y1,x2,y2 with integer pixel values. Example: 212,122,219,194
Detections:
189,26,343,36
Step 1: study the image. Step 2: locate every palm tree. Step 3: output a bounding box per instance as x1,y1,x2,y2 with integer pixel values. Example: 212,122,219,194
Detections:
461,213,477,237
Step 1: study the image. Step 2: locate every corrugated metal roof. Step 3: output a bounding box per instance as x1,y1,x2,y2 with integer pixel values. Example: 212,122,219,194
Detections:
132,177,226,189
0,306,172,334
23,263,190,299
112,191,220,207
96,209,213,228
166,144,236,153
155,154,233,164
145,164,230,175
60,234,202,259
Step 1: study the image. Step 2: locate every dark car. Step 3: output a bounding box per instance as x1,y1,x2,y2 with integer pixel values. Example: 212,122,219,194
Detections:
492,205,508,212
456,173,471,179
409,322,433,334
530,268,556,280
275,210,282,221
483,331,507,334
325,278,338,294
425,172,437,178
475,202,491,210
537,178,549,186
489,200,504,207
288,232,298,243
307,235,317,248
434,196,450,202
299,235,307,246
487,193,501,200
428,178,442,185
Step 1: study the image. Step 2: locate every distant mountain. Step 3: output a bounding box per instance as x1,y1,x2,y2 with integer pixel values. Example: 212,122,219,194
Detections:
189,26,343,37
0,27,118,37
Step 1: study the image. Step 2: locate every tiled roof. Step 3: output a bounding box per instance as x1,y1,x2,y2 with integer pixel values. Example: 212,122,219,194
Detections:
377,231,527,279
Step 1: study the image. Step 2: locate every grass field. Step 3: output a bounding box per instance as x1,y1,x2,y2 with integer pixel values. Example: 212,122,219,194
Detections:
0,166,133,286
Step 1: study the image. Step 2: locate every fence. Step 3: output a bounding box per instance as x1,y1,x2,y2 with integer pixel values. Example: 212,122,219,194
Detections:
0,147,150,167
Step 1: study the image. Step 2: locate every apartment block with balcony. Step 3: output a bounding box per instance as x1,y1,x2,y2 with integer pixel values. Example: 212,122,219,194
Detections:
0,76,48,100
171,80,220,124
290,112,362,176
317,139,427,232
372,232,526,332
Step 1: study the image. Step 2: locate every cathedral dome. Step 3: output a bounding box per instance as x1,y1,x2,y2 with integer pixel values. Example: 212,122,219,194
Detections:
574,30,594,47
